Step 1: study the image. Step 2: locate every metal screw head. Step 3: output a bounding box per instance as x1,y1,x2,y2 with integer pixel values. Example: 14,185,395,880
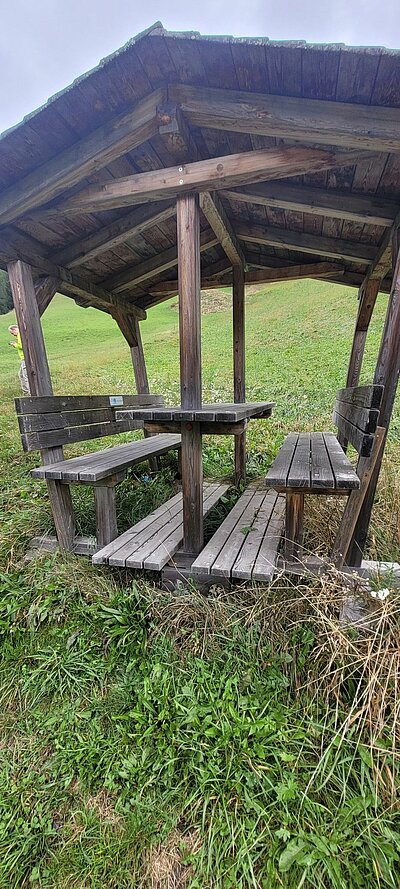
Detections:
179,179,184,185
178,166,183,172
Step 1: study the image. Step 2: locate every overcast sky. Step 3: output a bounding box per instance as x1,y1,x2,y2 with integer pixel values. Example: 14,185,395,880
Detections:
1,0,400,134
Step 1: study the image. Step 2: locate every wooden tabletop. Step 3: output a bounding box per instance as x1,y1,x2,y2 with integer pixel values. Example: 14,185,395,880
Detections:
115,401,274,423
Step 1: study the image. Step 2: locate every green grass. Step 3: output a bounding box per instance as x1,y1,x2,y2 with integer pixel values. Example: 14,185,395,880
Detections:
0,281,399,888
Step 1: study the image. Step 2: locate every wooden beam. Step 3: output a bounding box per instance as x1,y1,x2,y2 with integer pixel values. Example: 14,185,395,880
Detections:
0,228,146,319
0,89,164,226
7,260,75,550
148,261,345,296
347,238,400,565
233,265,246,487
199,192,246,268
34,276,59,316
177,193,203,555
102,228,218,293
157,102,245,269
170,83,400,152
362,213,400,283
223,183,398,228
57,146,369,213
345,280,381,388
51,201,175,268
234,220,376,264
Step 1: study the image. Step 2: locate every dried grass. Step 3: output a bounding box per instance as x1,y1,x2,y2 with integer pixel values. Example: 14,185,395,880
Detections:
144,829,201,889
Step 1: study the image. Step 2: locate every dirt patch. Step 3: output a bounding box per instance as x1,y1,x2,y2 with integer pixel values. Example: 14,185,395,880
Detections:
144,828,201,889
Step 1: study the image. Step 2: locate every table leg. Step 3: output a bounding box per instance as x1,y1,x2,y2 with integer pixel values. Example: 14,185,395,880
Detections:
181,422,203,555
285,492,304,561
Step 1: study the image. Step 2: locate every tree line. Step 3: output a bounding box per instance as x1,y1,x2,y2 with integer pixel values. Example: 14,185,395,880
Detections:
0,270,13,314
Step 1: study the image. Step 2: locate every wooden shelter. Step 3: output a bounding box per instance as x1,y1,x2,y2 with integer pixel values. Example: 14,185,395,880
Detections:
2,23,400,580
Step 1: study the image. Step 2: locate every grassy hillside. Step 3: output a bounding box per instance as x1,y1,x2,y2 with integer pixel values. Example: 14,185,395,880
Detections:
0,282,399,888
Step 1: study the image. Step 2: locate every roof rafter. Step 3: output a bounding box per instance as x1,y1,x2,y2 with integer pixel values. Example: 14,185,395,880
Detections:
0,229,146,319
170,83,400,152
148,261,345,295
223,183,398,228
234,220,376,264
50,200,175,268
0,88,166,227
102,227,219,293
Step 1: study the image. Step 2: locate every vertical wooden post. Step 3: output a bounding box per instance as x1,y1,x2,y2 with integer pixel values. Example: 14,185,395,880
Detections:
114,310,158,472
347,242,400,565
7,261,75,550
233,264,246,486
177,192,203,555
337,278,380,450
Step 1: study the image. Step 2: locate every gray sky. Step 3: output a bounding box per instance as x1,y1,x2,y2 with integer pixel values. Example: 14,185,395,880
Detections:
1,0,400,134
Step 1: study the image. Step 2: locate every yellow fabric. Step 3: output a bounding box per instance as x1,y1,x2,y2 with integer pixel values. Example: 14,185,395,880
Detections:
15,331,24,361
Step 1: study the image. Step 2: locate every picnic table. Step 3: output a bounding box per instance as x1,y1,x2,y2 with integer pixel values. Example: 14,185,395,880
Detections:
116,400,274,556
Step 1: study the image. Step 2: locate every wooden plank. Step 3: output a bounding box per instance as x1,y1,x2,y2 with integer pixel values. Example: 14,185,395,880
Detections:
31,434,181,482
169,83,400,152
332,410,374,456
102,228,218,293
191,486,257,576
310,432,335,489
223,183,398,228
235,221,376,264
8,259,75,550
143,484,229,571
233,264,246,487
334,384,383,411
0,89,164,225
265,433,298,488
287,434,311,488
18,407,130,434
116,401,274,423
211,487,266,578
15,393,162,415
341,281,381,411
21,419,141,451
331,427,386,567
333,400,380,434
144,421,248,435
232,490,279,579
51,201,175,268
322,433,360,489
253,494,286,582
57,145,370,213
92,490,184,565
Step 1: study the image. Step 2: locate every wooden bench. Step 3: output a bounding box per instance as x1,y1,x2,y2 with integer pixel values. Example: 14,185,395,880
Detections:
265,385,385,565
15,394,181,549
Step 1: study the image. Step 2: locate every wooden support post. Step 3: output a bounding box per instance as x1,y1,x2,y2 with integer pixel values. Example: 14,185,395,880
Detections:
347,241,400,565
94,484,118,548
35,276,60,317
233,264,246,486
7,261,75,550
337,278,380,450
284,492,304,561
114,310,159,472
177,192,203,555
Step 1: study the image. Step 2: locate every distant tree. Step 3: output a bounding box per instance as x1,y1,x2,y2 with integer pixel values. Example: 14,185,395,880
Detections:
0,270,13,314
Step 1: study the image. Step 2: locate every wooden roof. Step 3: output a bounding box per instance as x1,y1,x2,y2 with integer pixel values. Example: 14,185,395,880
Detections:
1,22,400,316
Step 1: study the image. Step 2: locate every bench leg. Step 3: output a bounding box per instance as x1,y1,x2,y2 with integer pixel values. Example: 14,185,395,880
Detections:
47,479,76,551
94,485,118,548
285,492,304,561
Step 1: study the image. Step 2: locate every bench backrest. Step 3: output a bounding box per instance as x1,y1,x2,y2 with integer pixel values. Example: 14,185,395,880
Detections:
333,384,383,457
15,394,164,452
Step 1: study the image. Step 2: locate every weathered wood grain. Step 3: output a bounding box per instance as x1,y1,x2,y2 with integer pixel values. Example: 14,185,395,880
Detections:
170,83,400,152
233,264,246,486
235,220,376,264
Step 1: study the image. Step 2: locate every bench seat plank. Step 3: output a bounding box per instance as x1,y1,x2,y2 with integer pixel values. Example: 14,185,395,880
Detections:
93,483,229,570
265,432,359,492
31,434,181,483
192,484,285,581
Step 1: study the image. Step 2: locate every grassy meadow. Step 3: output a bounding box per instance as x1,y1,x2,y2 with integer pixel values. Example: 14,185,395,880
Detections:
0,281,399,888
